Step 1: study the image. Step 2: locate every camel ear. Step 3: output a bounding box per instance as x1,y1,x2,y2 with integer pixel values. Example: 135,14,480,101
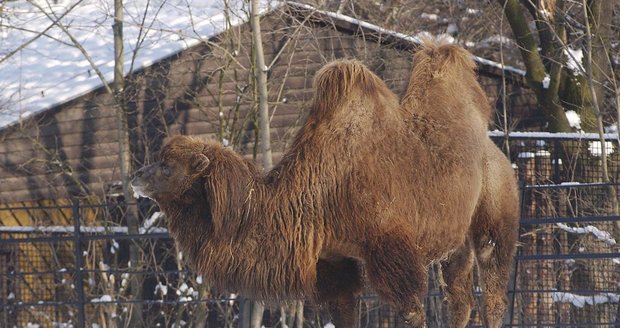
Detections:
190,153,210,174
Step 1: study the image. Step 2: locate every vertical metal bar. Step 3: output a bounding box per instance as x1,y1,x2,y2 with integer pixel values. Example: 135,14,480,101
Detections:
72,200,86,328
508,183,528,326
238,298,250,328
507,255,520,326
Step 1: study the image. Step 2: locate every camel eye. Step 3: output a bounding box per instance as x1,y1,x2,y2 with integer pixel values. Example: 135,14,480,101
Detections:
161,165,171,177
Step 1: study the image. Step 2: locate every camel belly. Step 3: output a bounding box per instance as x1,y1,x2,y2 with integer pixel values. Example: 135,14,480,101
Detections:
320,241,364,261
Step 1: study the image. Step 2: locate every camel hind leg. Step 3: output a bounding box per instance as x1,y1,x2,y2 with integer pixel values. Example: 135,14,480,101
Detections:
471,211,519,328
365,233,428,327
441,239,475,328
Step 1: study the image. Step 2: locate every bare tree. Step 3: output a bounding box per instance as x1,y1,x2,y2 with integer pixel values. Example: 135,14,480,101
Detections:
112,0,145,326
496,0,617,133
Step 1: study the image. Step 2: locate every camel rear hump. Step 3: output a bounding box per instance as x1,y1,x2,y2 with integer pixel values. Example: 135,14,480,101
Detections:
403,40,492,123
415,41,476,74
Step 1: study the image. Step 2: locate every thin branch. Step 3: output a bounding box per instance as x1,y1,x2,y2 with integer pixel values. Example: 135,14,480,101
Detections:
499,0,510,155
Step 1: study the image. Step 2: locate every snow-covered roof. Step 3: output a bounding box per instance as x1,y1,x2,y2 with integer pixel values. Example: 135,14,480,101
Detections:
288,2,527,76
0,0,527,130
0,0,275,129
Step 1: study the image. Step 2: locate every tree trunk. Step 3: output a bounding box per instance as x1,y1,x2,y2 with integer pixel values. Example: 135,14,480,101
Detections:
251,0,272,171
248,0,271,326
113,1,143,326
496,0,573,132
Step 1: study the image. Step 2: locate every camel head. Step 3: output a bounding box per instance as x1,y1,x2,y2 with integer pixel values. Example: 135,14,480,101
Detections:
131,136,211,203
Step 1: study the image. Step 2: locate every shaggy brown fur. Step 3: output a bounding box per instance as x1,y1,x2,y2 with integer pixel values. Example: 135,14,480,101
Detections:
131,41,519,328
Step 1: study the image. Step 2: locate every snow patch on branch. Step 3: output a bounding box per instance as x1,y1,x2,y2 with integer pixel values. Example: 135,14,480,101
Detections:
90,295,113,303
564,48,584,76
154,281,168,296
420,13,439,21
466,8,480,15
556,223,616,245
552,292,619,308
565,110,581,130
480,35,512,46
542,74,550,89
143,211,163,231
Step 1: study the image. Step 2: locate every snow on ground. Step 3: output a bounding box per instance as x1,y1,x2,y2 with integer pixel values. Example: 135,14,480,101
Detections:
588,140,616,157
0,0,274,129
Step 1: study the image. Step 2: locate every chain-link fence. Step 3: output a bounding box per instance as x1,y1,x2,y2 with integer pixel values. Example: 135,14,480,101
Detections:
1,133,619,327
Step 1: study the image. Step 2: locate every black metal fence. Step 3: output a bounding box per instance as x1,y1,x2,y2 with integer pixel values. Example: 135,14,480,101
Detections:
0,133,619,327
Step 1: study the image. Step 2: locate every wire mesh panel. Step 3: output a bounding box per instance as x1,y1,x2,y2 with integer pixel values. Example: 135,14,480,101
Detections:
491,133,620,327
510,183,619,327
490,132,620,184
0,133,618,327
0,203,242,328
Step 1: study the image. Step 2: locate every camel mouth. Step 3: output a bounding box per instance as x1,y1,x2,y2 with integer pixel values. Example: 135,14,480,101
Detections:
130,182,153,200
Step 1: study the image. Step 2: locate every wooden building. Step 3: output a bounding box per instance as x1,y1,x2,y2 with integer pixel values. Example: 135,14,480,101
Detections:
0,2,537,207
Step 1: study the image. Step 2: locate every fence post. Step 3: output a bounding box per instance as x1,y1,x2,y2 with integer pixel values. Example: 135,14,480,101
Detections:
238,297,251,328
552,139,561,183
507,182,527,325
72,199,86,327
